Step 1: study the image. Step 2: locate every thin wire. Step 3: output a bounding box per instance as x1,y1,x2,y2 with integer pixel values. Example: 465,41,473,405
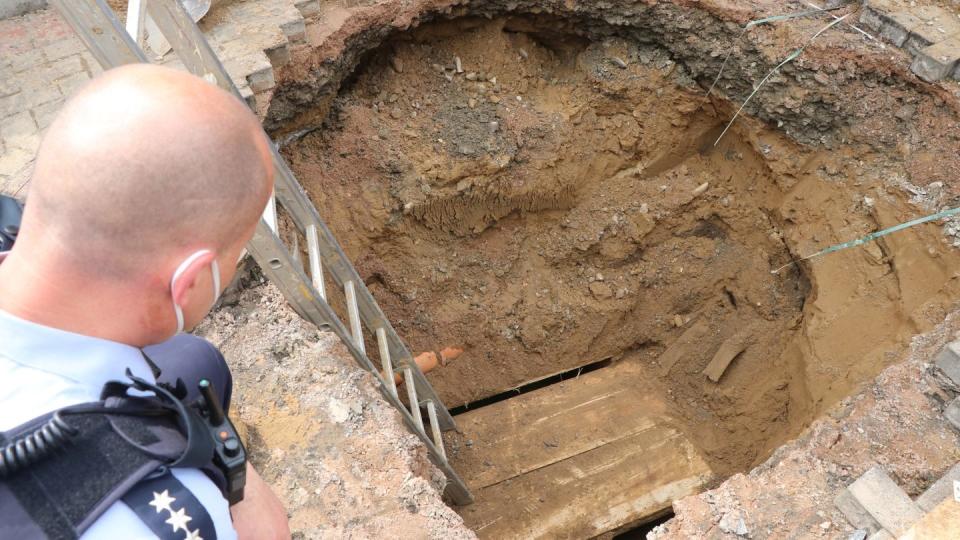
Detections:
702,25,749,106
705,2,878,111
772,206,960,274
804,1,878,42
702,9,827,105
714,14,849,147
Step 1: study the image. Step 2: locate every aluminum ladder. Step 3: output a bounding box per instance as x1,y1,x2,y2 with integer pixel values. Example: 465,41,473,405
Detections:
49,0,472,505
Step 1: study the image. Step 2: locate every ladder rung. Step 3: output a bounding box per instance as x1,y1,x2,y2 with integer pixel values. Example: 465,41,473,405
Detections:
376,327,399,399
425,400,446,461
263,192,278,233
142,0,231,88
289,229,300,266
344,280,365,355
403,367,425,432
124,0,146,44
306,223,326,300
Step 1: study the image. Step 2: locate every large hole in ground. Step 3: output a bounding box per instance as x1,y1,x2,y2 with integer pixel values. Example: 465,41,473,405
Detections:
275,11,960,537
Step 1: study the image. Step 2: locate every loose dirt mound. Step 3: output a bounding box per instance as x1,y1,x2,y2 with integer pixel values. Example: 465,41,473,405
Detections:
281,15,960,476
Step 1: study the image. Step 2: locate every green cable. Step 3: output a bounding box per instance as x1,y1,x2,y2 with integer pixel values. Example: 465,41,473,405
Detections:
746,9,827,29
772,206,960,274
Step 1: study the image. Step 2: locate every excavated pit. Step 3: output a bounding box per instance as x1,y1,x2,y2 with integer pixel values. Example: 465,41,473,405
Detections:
270,5,960,535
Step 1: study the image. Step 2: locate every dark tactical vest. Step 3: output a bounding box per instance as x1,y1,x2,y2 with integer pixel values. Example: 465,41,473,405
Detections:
0,370,246,539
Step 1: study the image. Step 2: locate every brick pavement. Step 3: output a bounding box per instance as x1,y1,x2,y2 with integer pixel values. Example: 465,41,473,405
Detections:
0,9,98,194
0,0,318,196
860,0,960,83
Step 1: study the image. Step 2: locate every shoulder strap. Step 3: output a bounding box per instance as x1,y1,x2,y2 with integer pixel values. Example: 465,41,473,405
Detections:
122,471,218,540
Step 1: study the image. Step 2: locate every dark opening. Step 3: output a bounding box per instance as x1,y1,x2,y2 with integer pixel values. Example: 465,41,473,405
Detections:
449,357,613,416
613,511,675,539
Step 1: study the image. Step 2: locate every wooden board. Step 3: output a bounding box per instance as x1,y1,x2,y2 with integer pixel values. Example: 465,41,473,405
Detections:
702,331,751,383
458,427,713,539
451,361,713,538
452,361,667,489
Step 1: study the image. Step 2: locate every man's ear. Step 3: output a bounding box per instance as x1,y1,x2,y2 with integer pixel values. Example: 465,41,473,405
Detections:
170,250,217,306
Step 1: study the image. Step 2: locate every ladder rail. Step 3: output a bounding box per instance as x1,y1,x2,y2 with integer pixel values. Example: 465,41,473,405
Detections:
49,0,471,505
53,0,146,66
268,154,455,430
246,222,472,504
141,0,234,90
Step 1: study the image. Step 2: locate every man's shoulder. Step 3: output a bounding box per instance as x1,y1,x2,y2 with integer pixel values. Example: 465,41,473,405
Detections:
0,355,92,430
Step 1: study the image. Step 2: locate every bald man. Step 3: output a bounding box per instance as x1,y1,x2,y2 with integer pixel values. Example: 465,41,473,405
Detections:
0,65,288,539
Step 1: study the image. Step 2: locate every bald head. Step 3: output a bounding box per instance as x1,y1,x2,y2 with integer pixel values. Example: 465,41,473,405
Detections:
23,64,273,277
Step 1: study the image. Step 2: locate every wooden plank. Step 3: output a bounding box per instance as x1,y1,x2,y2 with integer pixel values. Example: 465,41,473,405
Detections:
459,426,713,539
452,361,667,489
702,331,752,383
657,320,709,376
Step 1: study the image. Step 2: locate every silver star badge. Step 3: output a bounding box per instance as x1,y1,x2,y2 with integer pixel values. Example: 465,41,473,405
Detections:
165,507,192,533
148,490,176,514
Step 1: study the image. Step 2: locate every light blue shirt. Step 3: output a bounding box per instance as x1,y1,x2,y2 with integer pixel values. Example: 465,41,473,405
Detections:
0,308,237,540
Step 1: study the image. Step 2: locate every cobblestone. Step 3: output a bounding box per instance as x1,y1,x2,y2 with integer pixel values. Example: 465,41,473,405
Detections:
295,0,320,19
41,38,77,62
55,70,90,97
860,1,960,83
198,0,308,105
0,110,38,146
913,36,960,82
0,9,91,194
883,11,923,47
0,0,310,196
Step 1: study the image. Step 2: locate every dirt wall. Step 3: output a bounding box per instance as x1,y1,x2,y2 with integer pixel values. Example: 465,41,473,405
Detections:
276,9,960,477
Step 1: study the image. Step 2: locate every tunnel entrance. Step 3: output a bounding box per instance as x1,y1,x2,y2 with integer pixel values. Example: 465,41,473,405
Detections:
275,12,960,538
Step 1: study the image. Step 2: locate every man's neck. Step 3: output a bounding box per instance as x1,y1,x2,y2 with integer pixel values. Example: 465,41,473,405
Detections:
0,251,165,347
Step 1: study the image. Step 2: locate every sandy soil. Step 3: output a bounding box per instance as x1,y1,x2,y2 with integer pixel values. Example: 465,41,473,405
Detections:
653,308,960,539
280,13,960,477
